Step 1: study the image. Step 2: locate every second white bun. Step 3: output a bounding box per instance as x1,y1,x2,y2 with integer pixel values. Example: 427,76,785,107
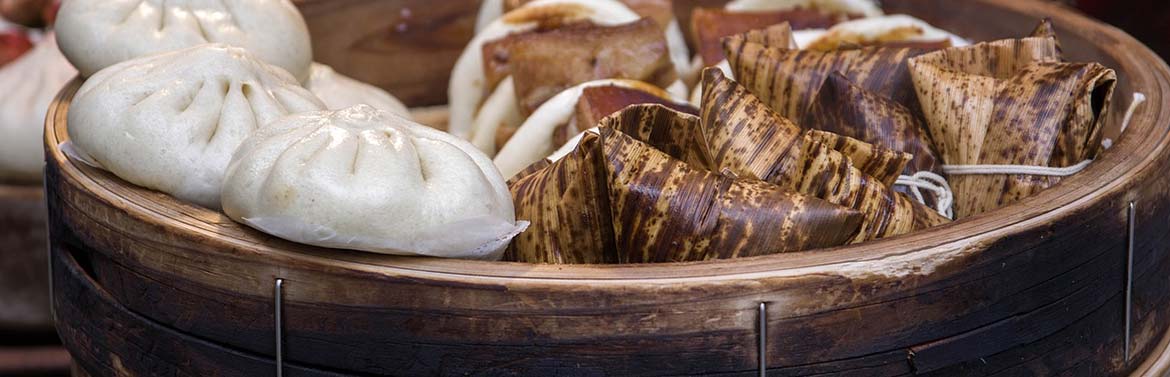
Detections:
67,44,325,209
222,105,524,260
306,63,410,118
56,0,313,82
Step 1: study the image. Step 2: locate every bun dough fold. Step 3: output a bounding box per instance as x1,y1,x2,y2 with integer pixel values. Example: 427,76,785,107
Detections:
222,105,524,260
67,44,324,208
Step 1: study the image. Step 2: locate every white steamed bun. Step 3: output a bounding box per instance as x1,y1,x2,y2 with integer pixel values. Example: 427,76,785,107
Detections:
0,33,76,182
306,63,410,117
67,44,324,208
221,104,524,260
55,0,312,82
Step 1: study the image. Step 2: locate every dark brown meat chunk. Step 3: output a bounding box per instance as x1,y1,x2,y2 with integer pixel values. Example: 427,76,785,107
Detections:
481,18,678,116
692,8,851,66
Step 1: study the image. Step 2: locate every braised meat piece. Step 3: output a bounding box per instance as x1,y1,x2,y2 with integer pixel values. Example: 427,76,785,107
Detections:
482,18,678,115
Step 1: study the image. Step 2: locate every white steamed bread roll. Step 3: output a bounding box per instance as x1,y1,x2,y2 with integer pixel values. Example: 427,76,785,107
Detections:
55,0,313,82
306,63,410,117
221,104,525,260
0,33,75,182
66,44,324,209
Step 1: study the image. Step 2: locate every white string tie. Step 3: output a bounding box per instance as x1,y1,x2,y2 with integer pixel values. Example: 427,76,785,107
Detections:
930,92,1146,200
1104,92,1145,149
943,159,1093,177
895,171,954,219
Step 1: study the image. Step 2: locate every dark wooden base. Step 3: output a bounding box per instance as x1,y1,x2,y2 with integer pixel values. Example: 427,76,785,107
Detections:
45,0,1170,375
51,242,347,377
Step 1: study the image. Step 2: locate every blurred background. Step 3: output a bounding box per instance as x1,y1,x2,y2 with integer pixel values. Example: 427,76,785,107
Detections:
1057,0,1170,59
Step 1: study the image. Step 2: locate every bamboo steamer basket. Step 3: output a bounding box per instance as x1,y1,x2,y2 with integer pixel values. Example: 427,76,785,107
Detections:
46,0,1170,375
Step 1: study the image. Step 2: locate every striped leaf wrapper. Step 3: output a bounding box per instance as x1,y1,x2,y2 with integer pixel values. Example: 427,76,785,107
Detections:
723,27,937,124
698,69,949,241
602,101,912,189
506,129,863,264
805,129,911,187
908,22,1117,218
558,84,699,147
723,28,947,203
802,72,942,182
736,23,798,49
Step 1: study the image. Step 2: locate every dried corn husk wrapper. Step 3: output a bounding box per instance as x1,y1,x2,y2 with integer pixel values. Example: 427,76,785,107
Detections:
802,72,941,181
723,29,946,192
698,69,948,240
507,132,615,264
908,21,1116,218
805,129,910,187
600,102,714,168
736,23,800,50
724,29,934,122
603,100,912,187
507,129,863,264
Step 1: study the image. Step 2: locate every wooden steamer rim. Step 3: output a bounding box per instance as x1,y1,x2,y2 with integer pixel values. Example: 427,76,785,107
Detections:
44,0,1170,375
43,0,1170,294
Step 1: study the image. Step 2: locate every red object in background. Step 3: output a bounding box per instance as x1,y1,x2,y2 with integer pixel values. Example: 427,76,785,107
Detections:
1071,0,1170,59
0,30,32,68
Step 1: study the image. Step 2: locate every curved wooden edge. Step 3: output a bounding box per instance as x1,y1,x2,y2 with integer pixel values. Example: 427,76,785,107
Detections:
50,237,349,377
41,0,1170,375
41,0,1170,284
1131,327,1170,376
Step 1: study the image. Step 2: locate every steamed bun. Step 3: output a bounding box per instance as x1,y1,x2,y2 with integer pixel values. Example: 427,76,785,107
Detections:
67,44,324,208
0,32,75,183
306,63,410,117
221,105,524,260
55,0,312,82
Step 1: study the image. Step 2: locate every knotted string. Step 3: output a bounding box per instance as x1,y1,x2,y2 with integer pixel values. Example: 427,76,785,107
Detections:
895,92,1146,218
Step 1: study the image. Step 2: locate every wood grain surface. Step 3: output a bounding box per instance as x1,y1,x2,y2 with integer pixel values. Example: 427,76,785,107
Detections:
294,0,481,107
47,0,1170,375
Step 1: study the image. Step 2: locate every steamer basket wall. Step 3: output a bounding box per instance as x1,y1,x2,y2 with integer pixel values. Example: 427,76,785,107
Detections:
46,0,1170,375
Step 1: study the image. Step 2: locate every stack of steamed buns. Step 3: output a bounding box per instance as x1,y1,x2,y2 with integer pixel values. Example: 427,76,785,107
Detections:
56,0,524,260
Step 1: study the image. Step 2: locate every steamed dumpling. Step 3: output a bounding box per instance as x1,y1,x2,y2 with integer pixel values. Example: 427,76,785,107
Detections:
221,105,524,260
55,0,312,82
306,63,410,117
0,32,75,182
67,44,324,208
